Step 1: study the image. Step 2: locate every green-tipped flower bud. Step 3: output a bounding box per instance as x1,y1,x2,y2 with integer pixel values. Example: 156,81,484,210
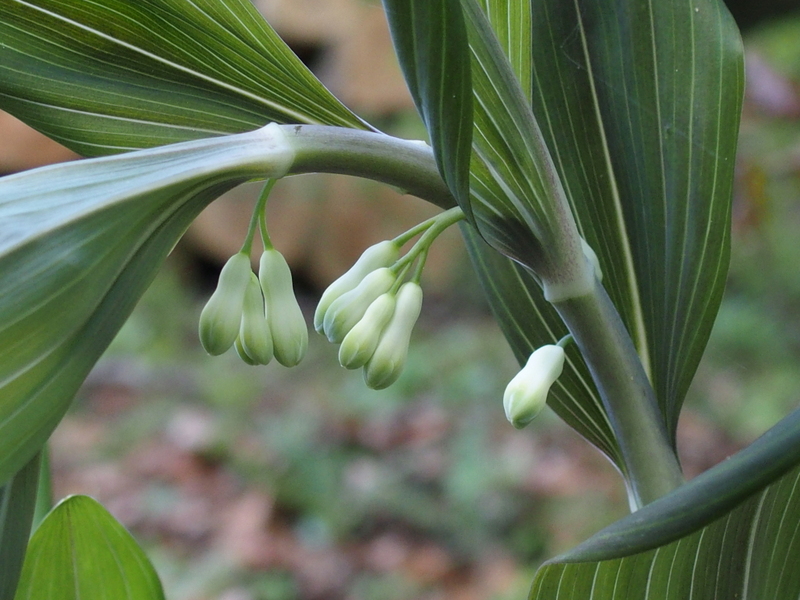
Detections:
363,282,423,390
323,267,396,343
238,272,273,365
199,252,252,355
259,249,308,367
503,345,565,429
235,336,259,366
338,292,397,370
314,240,399,333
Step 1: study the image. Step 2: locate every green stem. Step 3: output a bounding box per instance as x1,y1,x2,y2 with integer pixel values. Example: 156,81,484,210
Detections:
33,445,52,528
241,179,276,254
257,179,277,251
282,125,456,211
393,207,465,273
552,279,684,509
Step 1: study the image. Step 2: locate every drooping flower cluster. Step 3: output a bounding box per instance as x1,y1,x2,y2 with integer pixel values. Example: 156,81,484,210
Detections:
199,249,308,367
314,240,423,389
198,180,307,367
198,200,464,390
314,206,465,389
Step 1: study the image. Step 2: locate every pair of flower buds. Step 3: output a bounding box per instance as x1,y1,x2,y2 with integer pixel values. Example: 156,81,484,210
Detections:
314,240,423,390
199,249,308,367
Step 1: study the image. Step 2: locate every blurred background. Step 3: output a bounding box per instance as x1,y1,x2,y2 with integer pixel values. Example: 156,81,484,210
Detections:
2,1,800,599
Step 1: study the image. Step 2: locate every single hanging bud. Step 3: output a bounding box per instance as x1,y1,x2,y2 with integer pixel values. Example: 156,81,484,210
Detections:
198,252,252,355
238,272,273,365
363,282,423,390
322,267,396,343
314,240,399,333
503,345,565,429
338,292,397,370
259,249,308,367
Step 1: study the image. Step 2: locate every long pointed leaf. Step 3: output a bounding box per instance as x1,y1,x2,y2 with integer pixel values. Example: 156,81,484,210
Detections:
381,0,473,212
14,495,164,600
529,0,744,436
460,0,589,288
0,454,40,600
0,125,293,485
473,0,532,102
0,0,370,156
531,469,800,599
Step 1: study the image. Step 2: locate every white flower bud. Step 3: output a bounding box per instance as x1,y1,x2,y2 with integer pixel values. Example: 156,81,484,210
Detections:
198,252,252,355
338,292,397,370
503,345,565,429
235,336,258,366
314,240,399,333
363,282,423,390
323,267,396,343
259,249,308,367
238,272,273,365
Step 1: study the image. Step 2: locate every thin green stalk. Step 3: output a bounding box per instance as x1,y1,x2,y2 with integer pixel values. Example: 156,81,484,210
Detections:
257,179,277,251
241,179,276,254
393,207,465,273
32,446,52,529
552,279,684,509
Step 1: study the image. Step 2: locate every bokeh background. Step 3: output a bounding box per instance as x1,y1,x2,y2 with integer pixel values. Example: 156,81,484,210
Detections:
2,1,800,599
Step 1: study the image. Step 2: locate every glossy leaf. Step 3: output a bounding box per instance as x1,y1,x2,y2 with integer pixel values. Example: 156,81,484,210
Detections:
473,0,532,102
14,495,163,600
0,125,293,486
530,408,800,598
0,454,40,600
0,0,370,156
460,0,589,288
381,0,473,212
528,0,744,437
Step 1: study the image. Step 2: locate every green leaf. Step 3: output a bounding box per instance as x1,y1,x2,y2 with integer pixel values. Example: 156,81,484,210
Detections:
473,0,532,102
381,0,473,212
0,454,40,600
0,125,293,485
528,0,744,437
0,0,370,156
460,0,590,288
529,408,800,598
14,495,164,600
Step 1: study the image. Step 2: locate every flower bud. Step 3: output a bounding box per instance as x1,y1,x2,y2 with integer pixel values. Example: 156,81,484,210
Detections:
338,292,397,370
323,267,396,343
238,272,273,365
314,240,399,333
198,252,251,355
363,282,423,390
235,336,258,366
503,345,565,429
259,249,308,367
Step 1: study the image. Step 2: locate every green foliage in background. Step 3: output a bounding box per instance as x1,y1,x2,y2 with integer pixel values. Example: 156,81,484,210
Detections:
0,0,799,598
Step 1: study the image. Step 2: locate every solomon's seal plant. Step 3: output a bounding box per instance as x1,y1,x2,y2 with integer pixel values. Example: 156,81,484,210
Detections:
4,0,800,599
